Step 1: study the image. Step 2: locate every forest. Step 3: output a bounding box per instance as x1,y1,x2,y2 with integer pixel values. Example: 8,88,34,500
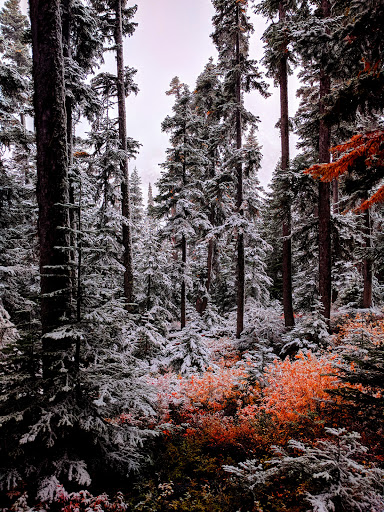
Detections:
0,0,383,510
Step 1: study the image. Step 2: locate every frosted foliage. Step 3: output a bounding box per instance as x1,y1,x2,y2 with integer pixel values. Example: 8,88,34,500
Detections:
0,468,21,492
281,300,331,356
0,300,19,349
224,428,384,511
242,300,285,346
36,476,60,503
165,325,211,375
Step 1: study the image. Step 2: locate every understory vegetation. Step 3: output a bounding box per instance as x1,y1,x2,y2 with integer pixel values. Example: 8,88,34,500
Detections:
1,311,384,511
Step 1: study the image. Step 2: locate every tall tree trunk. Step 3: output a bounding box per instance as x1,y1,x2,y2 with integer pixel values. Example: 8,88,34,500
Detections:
115,0,134,308
362,208,372,308
318,0,332,325
279,1,295,329
62,0,76,311
235,4,244,339
181,234,187,328
30,0,72,374
76,180,82,322
197,149,216,315
181,128,187,328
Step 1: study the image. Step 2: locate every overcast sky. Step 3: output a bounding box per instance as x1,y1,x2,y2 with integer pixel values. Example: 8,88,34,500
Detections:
14,0,300,196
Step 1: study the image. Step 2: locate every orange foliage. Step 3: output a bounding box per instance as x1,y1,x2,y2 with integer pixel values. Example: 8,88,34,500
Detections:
305,130,384,211
183,413,260,450
73,150,90,158
176,364,257,414
260,351,340,423
335,313,384,347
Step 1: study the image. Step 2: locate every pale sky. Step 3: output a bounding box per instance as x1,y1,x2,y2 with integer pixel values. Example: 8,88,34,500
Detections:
13,0,300,196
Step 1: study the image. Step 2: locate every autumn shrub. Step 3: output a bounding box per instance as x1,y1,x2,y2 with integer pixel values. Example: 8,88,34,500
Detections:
262,351,340,421
334,311,384,348
237,351,343,445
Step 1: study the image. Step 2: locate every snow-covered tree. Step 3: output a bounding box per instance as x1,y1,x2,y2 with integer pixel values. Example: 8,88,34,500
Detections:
211,0,268,337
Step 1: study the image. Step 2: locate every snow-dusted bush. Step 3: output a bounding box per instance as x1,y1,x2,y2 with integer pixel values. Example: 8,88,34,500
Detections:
280,300,331,357
0,303,158,498
236,299,285,352
224,428,384,511
164,324,211,375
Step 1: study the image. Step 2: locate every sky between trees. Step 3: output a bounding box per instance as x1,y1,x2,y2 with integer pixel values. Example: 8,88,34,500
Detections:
10,0,300,196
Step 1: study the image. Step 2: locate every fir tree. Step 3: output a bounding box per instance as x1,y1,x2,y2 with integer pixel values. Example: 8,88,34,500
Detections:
90,0,138,309
156,78,210,329
211,0,268,338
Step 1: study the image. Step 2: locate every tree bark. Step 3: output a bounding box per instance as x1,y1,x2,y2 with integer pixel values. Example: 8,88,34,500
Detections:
318,0,332,325
197,149,216,315
181,123,187,328
62,0,77,311
362,208,372,308
181,234,186,329
235,4,244,339
279,1,295,329
30,0,71,335
115,0,134,308
30,0,73,381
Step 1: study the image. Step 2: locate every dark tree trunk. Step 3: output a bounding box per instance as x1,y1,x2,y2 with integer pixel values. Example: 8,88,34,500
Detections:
235,4,244,339
62,0,76,311
197,150,216,315
30,0,71,334
181,234,187,329
115,0,134,308
362,208,372,308
181,129,187,328
30,0,72,379
76,180,82,322
279,1,295,329
318,0,332,325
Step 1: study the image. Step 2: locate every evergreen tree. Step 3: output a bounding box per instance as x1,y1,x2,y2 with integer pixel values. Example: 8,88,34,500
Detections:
0,0,31,144
156,78,210,329
256,0,302,328
0,0,37,326
147,182,154,217
130,167,145,239
191,59,224,315
90,0,138,309
211,0,268,338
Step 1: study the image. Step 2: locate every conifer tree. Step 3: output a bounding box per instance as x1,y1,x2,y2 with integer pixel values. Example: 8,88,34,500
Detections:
156,78,210,329
130,167,145,235
90,0,138,309
211,0,268,338
317,0,332,324
256,0,301,328
0,0,37,325
192,59,224,315
115,0,134,309
60,0,104,313
147,182,154,217
0,0,31,139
